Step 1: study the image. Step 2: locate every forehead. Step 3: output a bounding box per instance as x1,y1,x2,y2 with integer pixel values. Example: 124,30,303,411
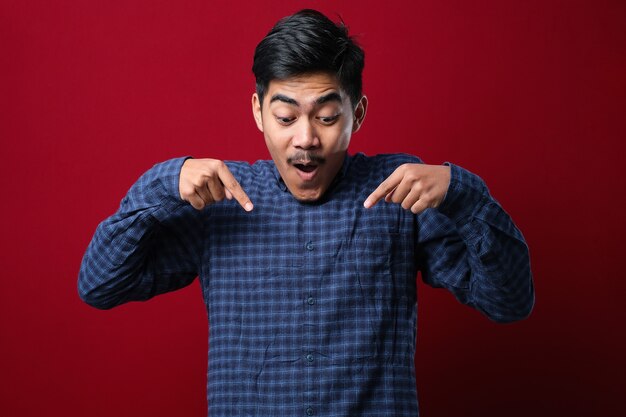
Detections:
265,72,348,107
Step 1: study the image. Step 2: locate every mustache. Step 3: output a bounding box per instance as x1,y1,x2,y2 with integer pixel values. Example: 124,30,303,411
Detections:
287,151,325,165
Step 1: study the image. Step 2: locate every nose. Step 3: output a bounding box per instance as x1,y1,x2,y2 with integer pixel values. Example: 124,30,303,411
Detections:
291,119,320,150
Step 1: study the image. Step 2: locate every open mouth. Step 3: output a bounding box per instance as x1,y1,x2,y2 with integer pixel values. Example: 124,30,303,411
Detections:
287,152,325,182
292,162,320,181
294,163,318,173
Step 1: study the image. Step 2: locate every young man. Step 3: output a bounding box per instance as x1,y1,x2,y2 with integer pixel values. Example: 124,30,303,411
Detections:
79,9,534,416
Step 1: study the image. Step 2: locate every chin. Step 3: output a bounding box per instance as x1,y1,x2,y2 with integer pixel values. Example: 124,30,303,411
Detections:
294,192,323,202
291,186,325,202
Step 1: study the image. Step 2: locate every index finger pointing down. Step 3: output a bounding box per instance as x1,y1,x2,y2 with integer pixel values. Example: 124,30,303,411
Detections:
363,171,403,209
217,165,254,212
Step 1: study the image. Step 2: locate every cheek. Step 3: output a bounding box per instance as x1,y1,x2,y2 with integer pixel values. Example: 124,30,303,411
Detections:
330,125,352,150
264,129,291,156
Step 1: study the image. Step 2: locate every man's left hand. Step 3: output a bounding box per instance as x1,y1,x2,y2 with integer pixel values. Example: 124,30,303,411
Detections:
364,164,451,214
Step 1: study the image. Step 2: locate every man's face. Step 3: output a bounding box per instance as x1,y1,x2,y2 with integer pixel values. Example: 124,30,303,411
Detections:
252,72,367,201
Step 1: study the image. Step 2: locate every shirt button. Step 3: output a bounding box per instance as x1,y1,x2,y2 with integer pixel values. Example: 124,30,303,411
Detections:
306,353,314,363
307,296,315,305
305,241,314,251
306,407,314,416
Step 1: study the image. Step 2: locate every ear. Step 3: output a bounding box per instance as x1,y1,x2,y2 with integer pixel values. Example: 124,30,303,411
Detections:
352,95,368,133
252,93,264,132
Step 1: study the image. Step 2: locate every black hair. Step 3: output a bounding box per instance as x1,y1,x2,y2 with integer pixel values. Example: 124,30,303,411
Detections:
252,9,365,108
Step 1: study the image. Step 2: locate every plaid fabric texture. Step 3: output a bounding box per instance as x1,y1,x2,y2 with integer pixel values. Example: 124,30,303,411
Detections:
79,153,534,417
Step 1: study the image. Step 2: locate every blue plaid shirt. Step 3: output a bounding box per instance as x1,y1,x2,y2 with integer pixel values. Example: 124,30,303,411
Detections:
79,153,534,417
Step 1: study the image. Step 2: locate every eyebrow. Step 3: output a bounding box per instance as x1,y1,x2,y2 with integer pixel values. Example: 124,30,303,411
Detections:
269,92,343,107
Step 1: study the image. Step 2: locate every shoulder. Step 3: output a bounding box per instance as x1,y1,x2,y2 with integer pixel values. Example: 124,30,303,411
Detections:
224,159,274,178
349,152,423,178
223,159,278,199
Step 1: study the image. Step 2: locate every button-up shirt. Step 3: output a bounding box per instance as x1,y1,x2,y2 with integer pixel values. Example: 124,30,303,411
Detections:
79,153,534,416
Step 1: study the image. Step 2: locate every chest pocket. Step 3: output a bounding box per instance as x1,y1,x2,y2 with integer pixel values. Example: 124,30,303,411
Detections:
355,232,405,299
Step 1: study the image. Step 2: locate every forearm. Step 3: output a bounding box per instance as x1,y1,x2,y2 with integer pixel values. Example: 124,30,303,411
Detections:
78,157,201,309
448,211,534,323
421,164,535,323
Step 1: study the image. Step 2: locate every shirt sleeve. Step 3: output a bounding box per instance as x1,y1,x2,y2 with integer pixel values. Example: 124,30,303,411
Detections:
78,157,203,310
416,163,535,323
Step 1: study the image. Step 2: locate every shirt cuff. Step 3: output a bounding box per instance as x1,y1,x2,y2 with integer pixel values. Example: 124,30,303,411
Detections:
436,162,491,221
152,156,192,201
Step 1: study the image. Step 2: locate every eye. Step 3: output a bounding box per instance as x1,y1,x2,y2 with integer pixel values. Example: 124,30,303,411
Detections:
317,115,340,125
275,115,296,125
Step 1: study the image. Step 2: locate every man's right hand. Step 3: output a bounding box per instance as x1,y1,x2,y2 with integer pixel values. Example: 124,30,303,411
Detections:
179,158,254,211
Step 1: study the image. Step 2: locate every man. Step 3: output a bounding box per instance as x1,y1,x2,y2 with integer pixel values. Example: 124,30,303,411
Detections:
79,9,534,417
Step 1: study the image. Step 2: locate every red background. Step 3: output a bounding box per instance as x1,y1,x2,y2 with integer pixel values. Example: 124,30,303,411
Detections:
1,1,625,416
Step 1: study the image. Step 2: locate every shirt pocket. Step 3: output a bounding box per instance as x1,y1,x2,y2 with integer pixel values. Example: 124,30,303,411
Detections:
355,232,400,300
